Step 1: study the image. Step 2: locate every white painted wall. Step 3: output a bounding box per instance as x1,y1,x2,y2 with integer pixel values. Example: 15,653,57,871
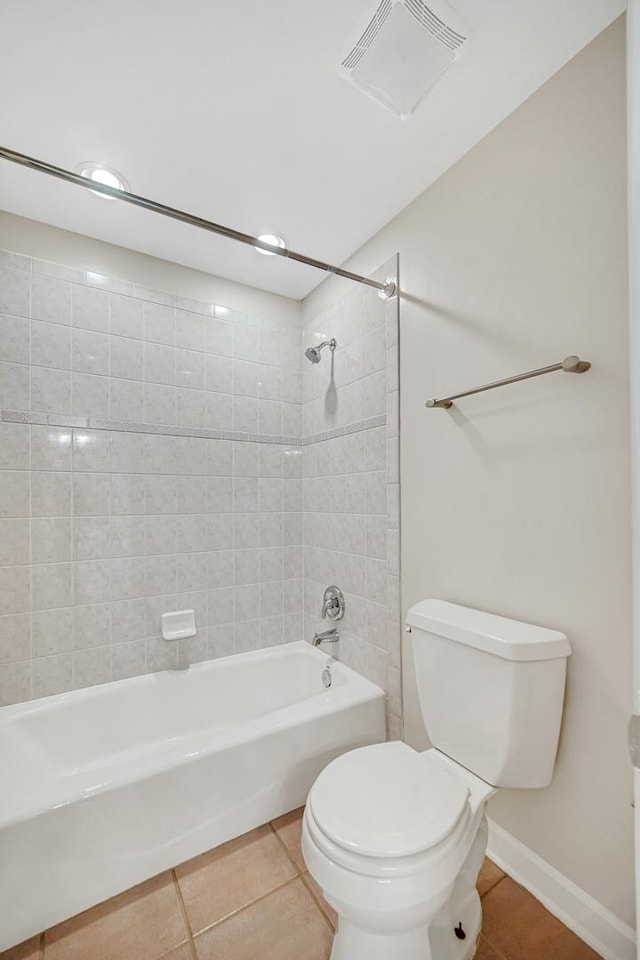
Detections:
303,17,633,926
626,0,640,952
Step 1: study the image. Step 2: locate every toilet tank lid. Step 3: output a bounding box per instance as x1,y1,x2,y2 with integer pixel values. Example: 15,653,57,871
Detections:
406,600,571,661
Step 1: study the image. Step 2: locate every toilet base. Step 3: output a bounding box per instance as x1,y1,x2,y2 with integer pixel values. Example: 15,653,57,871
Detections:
328,889,482,960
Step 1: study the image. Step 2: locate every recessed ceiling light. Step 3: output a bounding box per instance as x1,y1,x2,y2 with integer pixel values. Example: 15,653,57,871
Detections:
254,234,287,256
75,162,130,199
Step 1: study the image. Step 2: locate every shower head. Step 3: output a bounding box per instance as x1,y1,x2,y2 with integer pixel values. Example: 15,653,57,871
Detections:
305,338,336,364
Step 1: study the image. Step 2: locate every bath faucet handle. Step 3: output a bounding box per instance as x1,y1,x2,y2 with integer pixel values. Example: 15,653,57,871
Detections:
321,585,345,621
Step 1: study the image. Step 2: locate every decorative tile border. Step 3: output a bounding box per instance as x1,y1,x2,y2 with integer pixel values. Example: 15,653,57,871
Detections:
1,408,385,446
301,414,386,445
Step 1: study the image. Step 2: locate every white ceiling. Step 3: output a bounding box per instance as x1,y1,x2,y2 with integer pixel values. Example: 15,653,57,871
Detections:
0,0,625,300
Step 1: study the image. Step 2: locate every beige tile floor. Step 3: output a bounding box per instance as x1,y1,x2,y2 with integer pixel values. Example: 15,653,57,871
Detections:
1,808,602,960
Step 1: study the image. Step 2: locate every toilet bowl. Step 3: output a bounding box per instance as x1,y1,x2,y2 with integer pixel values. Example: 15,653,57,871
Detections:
302,600,571,960
302,742,494,960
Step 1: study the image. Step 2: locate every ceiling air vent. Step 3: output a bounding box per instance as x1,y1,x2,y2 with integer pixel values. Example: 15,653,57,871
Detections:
338,0,470,120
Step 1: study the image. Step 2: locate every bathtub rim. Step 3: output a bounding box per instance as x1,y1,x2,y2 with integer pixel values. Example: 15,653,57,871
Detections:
0,640,385,829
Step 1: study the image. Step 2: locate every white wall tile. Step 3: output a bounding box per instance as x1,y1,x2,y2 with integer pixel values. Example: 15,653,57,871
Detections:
258,364,282,402
176,310,205,353
233,323,258,361
31,518,71,563
32,653,73,697
73,429,111,472
74,603,111,648
111,474,143,516
111,557,146,601
0,518,28,564
232,396,258,433
72,286,109,333
112,639,146,680
176,349,205,390
0,251,308,702
0,314,30,364
143,303,176,346
0,660,31,706
0,362,29,410
31,607,74,656
110,599,145,644
0,252,30,272
110,336,144,381
0,268,29,317
31,274,71,325
73,517,111,561
177,387,207,427
144,342,175,385
205,355,232,394
32,319,71,370
110,293,144,339
30,426,71,471
110,378,144,421
233,360,258,397
0,471,30,518
206,317,233,357
144,382,176,424
73,329,110,376
0,564,29,614
32,259,81,283
73,646,112,688
32,366,71,413
72,373,109,417
0,612,30,661
32,562,72,611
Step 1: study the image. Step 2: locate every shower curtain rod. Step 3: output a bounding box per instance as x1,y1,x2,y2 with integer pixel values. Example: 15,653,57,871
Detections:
0,145,397,298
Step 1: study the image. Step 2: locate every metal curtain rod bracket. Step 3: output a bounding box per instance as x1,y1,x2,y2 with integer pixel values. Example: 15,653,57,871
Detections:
425,355,591,410
0,145,397,299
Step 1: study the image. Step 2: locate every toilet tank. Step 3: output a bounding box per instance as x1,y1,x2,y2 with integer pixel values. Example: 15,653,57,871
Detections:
406,600,571,789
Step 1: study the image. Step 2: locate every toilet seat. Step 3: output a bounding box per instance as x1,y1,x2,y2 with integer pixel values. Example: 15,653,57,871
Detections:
307,742,470,870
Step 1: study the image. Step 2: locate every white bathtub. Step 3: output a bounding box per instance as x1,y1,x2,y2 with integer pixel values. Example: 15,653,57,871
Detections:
0,641,385,949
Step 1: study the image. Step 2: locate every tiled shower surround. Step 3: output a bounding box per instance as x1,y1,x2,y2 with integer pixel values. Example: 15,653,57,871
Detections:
0,249,400,728
302,260,401,738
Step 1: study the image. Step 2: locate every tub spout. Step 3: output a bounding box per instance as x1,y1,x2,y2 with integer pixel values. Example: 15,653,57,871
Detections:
312,628,340,648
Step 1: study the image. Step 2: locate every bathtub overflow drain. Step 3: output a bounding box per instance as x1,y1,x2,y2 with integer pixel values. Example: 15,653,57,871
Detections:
322,666,332,688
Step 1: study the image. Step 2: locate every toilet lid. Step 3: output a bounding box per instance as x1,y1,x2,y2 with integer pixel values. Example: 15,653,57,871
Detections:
308,742,470,859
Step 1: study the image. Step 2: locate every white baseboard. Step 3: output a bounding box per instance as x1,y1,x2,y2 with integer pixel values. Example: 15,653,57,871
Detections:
486,818,636,960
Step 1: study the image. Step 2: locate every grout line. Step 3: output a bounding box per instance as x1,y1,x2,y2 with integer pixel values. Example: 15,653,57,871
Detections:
171,869,198,958
39,931,45,959
480,872,508,901
299,872,335,932
193,876,300,941
268,818,303,875
479,932,511,960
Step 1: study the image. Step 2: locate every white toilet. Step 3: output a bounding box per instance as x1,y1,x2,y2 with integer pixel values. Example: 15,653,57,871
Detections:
301,599,571,960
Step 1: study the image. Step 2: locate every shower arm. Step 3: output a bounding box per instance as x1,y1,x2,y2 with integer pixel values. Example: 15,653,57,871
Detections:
0,145,397,298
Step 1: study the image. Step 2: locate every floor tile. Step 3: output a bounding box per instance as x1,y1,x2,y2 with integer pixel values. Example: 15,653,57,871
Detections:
0,938,41,960
482,878,603,960
158,944,195,960
302,873,337,928
271,807,305,872
193,878,333,960
43,873,188,960
477,858,506,897
175,824,297,935
474,935,508,960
